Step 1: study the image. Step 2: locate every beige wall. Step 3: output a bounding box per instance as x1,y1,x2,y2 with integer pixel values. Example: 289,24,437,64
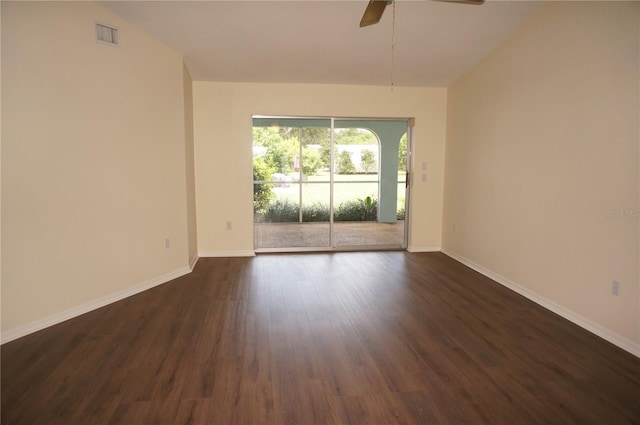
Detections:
2,2,192,336
0,2,3,330
183,63,198,267
443,2,639,350
193,82,447,255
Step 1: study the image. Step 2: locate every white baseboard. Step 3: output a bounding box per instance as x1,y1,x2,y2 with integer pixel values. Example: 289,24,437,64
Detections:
1,266,192,345
189,255,200,270
407,245,441,253
441,248,640,358
199,250,256,257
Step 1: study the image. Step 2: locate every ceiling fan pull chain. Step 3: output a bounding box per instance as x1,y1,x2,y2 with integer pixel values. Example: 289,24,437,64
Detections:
391,0,396,91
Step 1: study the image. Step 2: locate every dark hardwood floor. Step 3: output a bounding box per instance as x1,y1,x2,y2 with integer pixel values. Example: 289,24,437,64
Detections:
2,252,639,424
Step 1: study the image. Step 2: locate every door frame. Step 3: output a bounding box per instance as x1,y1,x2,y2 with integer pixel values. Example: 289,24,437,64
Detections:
252,115,412,253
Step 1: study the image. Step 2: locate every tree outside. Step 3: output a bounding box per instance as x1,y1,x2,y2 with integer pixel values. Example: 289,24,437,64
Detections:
398,133,407,171
253,157,274,213
337,151,356,174
301,147,323,177
360,149,376,174
253,126,384,177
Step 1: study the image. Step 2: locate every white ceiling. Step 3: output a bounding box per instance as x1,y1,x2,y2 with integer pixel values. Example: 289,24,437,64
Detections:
100,0,545,87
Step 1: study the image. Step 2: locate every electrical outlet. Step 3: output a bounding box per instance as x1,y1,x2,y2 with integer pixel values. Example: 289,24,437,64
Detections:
612,280,620,296
164,238,170,249
226,221,232,230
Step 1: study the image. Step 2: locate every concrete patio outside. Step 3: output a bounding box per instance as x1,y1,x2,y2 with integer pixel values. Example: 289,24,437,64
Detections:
254,221,406,249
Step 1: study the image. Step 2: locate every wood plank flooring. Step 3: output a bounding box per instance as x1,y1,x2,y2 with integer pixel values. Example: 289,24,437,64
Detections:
2,252,639,424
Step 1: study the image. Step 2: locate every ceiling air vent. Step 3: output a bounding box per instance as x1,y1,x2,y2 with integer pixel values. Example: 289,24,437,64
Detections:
96,22,119,46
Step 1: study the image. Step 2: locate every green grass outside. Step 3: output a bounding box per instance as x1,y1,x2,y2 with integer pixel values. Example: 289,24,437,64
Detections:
268,172,406,209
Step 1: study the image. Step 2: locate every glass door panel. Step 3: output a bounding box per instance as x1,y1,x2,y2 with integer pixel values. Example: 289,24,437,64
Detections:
300,181,330,247
253,118,331,250
331,119,407,249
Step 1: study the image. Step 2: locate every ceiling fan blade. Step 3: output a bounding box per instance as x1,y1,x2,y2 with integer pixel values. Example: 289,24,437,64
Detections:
433,0,484,4
359,0,391,28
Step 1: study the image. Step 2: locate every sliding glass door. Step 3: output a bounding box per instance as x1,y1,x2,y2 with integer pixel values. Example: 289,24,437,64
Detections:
252,118,331,248
253,116,409,251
